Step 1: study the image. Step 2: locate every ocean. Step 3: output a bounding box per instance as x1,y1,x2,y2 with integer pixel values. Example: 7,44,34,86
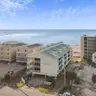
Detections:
0,29,96,45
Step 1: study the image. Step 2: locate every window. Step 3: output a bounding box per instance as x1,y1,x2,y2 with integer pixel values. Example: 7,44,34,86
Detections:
84,51,87,54
7,53,9,55
84,48,87,50
84,45,87,47
84,37,87,41
58,60,63,66
35,58,40,61
59,65,63,70
25,50,27,52
18,54,19,56
84,42,87,44
35,68,40,70
64,54,66,57
64,61,67,64
18,49,19,51
7,49,9,51
35,63,40,66
25,54,26,56
64,57,66,60
58,57,62,61
68,58,70,61
68,51,70,53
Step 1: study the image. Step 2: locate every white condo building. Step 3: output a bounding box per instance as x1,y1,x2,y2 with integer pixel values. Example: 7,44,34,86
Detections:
92,52,96,63
27,42,72,78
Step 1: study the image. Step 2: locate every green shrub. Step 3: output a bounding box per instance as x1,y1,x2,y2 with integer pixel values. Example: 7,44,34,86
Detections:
37,87,49,93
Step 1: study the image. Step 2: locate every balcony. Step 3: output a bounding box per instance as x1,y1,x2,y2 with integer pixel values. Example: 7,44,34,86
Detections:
16,57,27,61
32,67,40,73
32,65,40,68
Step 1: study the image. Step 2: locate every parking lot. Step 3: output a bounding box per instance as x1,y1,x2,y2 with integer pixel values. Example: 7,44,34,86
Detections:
0,61,26,79
28,75,45,87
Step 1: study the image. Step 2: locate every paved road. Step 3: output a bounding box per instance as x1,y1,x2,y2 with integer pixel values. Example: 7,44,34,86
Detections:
0,86,55,96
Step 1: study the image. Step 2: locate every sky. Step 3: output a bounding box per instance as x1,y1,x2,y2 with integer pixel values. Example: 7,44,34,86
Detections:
0,0,96,29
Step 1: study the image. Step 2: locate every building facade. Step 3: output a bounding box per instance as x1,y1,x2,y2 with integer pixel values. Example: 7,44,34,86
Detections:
16,44,41,63
92,52,96,63
27,42,72,78
0,41,25,62
71,45,81,62
81,35,96,60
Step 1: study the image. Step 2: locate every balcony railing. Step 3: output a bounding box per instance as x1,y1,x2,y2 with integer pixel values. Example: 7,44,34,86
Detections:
32,70,40,73
32,65,40,68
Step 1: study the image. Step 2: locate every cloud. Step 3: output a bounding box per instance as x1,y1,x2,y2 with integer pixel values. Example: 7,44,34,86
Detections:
30,6,96,29
0,0,96,29
0,0,33,16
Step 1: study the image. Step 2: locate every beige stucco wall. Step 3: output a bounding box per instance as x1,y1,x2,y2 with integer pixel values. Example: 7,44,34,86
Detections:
0,45,16,62
16,45,40,63
71,45,81,62
28,52,58,77
81,36,84,59
16,45,28,63
0,44,24,62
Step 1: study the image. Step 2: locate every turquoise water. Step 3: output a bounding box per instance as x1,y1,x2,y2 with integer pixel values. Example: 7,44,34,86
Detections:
0,29,96,44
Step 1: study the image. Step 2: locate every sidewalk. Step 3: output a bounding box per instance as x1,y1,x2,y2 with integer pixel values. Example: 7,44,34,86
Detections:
0,86,56,96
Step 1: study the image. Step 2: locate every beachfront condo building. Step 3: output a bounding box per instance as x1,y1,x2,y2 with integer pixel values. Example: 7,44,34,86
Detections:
27,42,72,78
81,35,96,60
16,44,41,63
0,41,25,62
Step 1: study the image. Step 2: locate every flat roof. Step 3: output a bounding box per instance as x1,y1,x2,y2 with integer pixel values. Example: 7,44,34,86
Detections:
82,35,96,37
17,44,42,49
27,44,42,48
0,43,26,48
2,41,26,46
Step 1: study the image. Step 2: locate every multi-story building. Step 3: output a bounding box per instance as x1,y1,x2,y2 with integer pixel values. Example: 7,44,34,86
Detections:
16,44,41,63
27,42,72,78
0,41,25,62
92,52,96,63
81,35,96,60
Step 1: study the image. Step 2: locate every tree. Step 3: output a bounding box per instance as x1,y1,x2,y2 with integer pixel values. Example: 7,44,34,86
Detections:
66,71,77,84
74,77,81,84
66,71,77,80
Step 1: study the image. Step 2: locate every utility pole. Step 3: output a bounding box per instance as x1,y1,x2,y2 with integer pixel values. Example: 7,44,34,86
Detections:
8,62,11,83
19,88,29,96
